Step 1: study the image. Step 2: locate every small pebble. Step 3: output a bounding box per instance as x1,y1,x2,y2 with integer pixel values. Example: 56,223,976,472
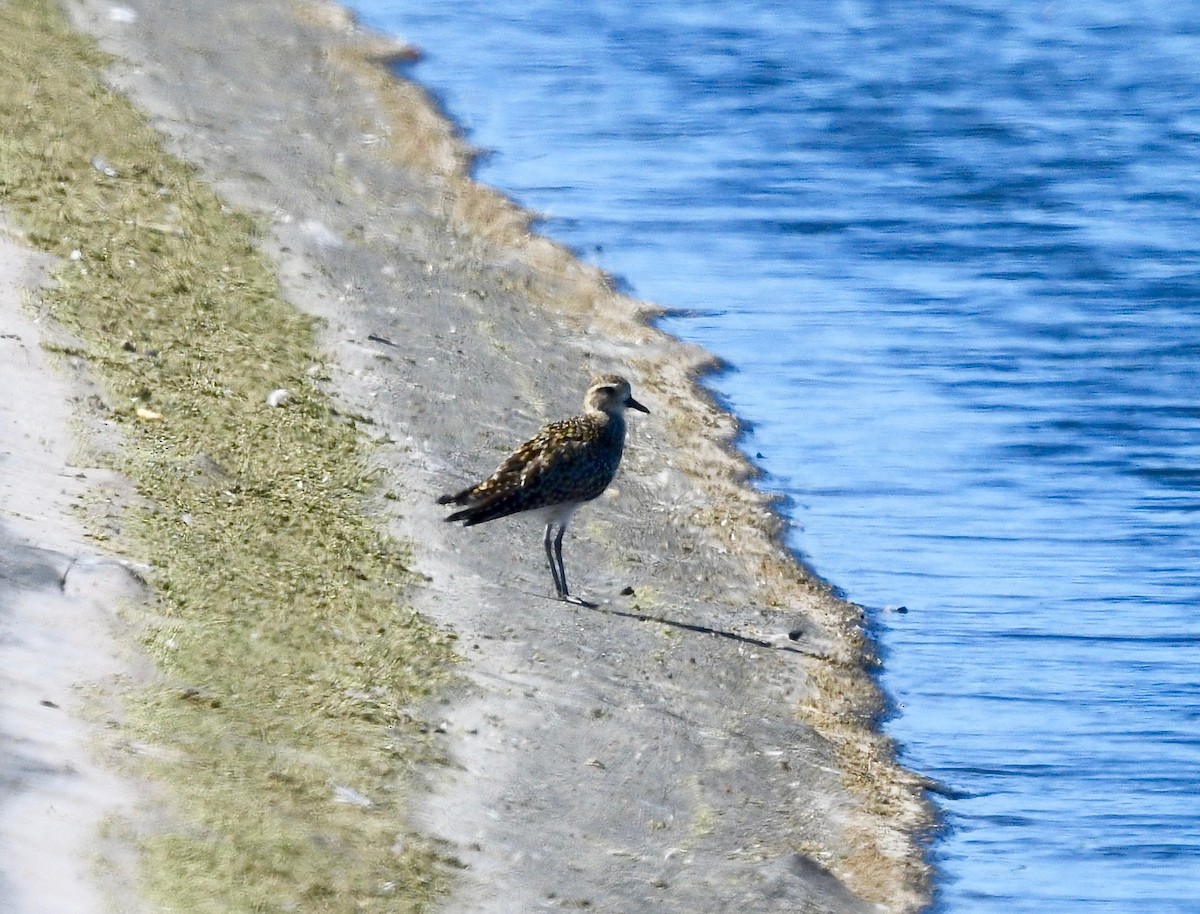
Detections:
331,783,373,808
91,155,118,177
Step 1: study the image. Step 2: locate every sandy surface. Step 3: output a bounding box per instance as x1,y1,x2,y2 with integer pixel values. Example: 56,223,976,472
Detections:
0,0,932,911
0,229,146,913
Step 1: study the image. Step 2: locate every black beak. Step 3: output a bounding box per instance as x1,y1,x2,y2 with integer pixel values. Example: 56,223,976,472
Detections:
626,395,650,414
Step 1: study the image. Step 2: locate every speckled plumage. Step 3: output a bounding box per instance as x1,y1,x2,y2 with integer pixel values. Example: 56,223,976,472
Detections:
439,374,649,604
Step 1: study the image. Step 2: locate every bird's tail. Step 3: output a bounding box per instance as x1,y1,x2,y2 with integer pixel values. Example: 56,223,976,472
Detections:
436,489,470,507
438,489,527,526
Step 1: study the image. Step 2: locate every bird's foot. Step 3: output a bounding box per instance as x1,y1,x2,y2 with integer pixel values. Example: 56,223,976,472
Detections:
559,593,598,609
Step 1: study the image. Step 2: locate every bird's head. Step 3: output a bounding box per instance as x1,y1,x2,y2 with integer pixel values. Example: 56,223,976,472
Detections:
586,374,650,417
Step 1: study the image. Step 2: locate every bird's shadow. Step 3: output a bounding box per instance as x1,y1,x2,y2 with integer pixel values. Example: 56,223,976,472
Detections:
518,588,828,658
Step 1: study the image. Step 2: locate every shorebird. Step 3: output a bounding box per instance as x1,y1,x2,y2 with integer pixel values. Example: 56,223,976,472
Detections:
438,374,649,606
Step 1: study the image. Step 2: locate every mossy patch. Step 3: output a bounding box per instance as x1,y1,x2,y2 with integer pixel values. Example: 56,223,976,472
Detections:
0,1,455,911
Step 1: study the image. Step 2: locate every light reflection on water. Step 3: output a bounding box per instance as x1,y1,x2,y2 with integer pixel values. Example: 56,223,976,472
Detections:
351,1,1200,910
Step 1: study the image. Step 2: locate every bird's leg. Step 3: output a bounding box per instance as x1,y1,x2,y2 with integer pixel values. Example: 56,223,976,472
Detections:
553,524,596,608
544,522,566,598
553,524,569,597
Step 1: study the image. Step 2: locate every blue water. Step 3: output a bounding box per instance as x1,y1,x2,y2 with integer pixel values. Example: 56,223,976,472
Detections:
350,2,1200,910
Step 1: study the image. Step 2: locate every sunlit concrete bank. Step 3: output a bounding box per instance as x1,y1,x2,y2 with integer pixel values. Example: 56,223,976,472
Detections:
0,0,933,910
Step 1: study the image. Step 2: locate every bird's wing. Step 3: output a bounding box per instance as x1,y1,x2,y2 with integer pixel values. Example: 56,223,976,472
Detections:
440,421,596,525
489,418,595,495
